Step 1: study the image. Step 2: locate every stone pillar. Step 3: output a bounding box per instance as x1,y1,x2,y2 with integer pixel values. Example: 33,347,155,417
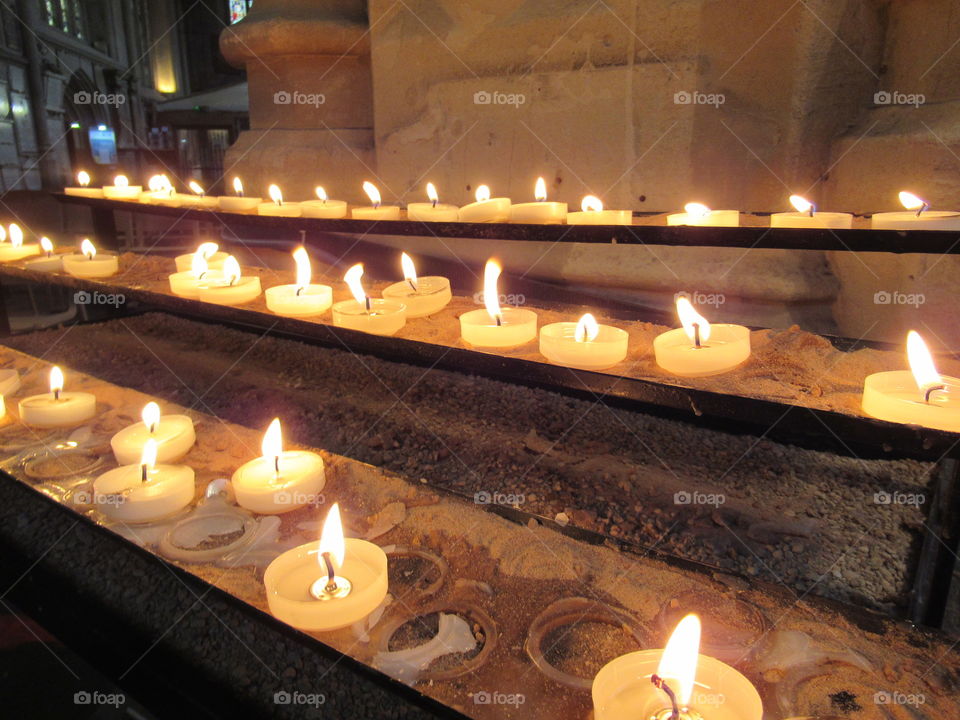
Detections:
219,0,376,202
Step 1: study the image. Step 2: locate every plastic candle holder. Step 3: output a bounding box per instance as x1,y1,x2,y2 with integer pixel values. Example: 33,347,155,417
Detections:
407,203,459,222
0,243,40,262
65,176,103,199
332,299,407,335
19,389,96,427
382,276,451,318
667,206,740,227
540,321,628,370
103,183,142,200
301,199,348,218
265,284,333,317
460,307,538,348
110,414,196,466
770,211,853,229
169,268,223,299
218,195,262,213
63,252,118,278
24,239,62,272
862,372,960,431
263,537,388,631
197,258,262,306
232,451,325,514
592,650,762,720
567,209,632,225
459,197,511,223
93,463,195,524
871,211,960,230
352,205,400,220
654,324,750,377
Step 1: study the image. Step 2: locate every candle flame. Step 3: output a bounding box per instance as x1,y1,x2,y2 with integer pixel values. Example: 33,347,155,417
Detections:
141,401,161,432
476,185,491,203
262,417,283,461
401,252,418,286
319,503,346,569
899,191,926,211
907,330,942,395
77,170,90,187
656,613,701,707
344,263,367,305
40,237,53,254
581,195,603,212
191,252,209,278
0,225,5,242
483,259,502,322
114,174,128,188
534,177,547,202
684,202,711,220
315,186,328,203
293,246,311,289
80,238,96,259
223,256,241,286
140,438,158,471
269,184,283,205
188,180,205,196
147,175,163,192
233,177,243,196
196,241,219,260
676,296,711,343
575,313,599,343
789,195,814,214
362,181,381,207
426,182,439,204
50,366,64,395
9,223,22,248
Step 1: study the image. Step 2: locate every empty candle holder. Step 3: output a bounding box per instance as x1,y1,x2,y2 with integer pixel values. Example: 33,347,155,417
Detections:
384,545,449,603
656,589,768,664
525,597,653,690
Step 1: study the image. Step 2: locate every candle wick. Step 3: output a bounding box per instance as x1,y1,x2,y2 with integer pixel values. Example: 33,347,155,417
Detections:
808,204,815,218
296,286,305,296
274,454,280,479
432,199,437,208
693,323,702,349
149,423,156,434
365,296,371,312
53,389,61,401
650,674,681,720
496,314,502,327
924,384,946,403
141,463,148,483
408,278,418,292
238,190,243,197
917,202,928,217
321,552,338,593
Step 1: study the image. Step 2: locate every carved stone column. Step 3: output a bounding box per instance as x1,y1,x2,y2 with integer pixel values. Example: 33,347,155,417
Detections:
220,0,375,203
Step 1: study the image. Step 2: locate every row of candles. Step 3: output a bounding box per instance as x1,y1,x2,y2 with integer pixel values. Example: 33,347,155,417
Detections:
2,222,957,433
6,362,759,718
65,171,960,230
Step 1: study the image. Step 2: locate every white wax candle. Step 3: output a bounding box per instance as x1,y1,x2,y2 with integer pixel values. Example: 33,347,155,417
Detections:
301,199,348,218
176,193,218,209
460,307,537,348
63,241,118,278
407,203,459,222
540,316,628,370
769,211,853,229
567,210,632,225
24,240,63,272
110,411,196,466
218,196,262,213
871,211,960,230
103,184,142,200
19,391,96,427
257,201,302,217
352,205,401,220
458,197,512,223
654,325,751,376
169,269,224,299
382,277,451,318
93,462,195,523
0,244,40,262
862,372,960,431
510,202,567,224
65,187,104,198
196,257,261,305
667,203,740,227
332,299,407,335
265,285,333,316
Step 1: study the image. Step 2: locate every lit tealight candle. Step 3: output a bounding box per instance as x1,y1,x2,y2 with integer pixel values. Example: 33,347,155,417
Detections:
18,366,96,427
381,252,452,318
196,256,262,305
352,181,400,220
169,251,224,299
218,177,262,213
407,182,459,222
65,170,103,198
263,503,388,631
667,202,740,227
592,614,762,720
300,186,348,218
62,238,118,278
871,191,960,230
540,313,628,370
178,180,218,209
460,259,538,348
232,418,325,514
0,223,40,262
458,185,512,223
770,194,853,229
139,174,178,206
654,296,750,376
110,401,196,466
862,331,960,431
332,264,407,335
265,247,334,317
24,237,63,272
566,195,632,225
93,439,196,524
510,177,567,224
258,184,302,217
102,174,141,200
174,241,228,272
